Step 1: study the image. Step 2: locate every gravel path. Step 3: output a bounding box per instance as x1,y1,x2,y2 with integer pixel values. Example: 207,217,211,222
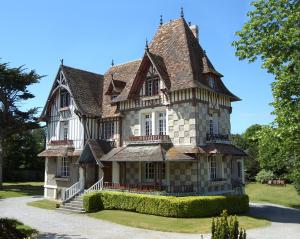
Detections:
1,196,300,239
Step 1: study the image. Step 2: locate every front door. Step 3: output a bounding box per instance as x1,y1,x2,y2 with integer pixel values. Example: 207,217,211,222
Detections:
102,162,112,183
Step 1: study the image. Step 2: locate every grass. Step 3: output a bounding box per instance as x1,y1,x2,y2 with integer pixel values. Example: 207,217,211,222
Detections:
246,183,300,209
88,210,270,233
27,199,58,210
0,182,43,199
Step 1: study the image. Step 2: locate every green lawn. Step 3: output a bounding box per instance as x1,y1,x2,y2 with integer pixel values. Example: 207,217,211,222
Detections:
88,210,270,233
246,183,300,209
0,182,43,199
27,199,58,210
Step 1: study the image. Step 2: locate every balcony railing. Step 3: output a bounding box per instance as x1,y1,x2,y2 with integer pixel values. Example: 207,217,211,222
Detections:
48,140,74,146
128,135,171,144
206,134,229,142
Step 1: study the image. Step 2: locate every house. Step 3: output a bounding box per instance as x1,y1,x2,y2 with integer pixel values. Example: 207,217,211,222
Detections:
38,14,246,201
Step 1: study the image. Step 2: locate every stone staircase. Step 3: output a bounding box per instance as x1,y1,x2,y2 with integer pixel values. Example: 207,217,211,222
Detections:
58,193,85,213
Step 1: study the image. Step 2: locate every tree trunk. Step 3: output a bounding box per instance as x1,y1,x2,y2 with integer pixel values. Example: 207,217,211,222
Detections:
0,139,3,190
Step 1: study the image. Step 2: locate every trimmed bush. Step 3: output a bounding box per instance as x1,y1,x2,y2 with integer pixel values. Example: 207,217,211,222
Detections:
255,170,275,183
83,191,249,218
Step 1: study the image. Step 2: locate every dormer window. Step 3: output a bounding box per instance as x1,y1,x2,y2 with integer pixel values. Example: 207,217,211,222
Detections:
208,76,216,89
60,89,70,108
145,78,159,96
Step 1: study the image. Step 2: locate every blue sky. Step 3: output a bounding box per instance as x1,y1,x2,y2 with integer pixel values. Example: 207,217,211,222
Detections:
0,0,274,133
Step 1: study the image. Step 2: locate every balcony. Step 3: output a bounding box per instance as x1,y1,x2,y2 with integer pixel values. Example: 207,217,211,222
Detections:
48,140,74,146
128,135,171,144
206,133,229,142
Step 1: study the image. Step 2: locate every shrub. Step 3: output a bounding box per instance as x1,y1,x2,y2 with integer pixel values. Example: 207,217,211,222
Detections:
83,191,249,218
211,210,246,239
255,170,275,183
0,218,38,239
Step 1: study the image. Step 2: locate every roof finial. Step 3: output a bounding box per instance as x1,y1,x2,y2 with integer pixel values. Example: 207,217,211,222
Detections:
60,58,64,65
111,59,114,67
180,7,184,18
160,15,163,26
145,38,149,51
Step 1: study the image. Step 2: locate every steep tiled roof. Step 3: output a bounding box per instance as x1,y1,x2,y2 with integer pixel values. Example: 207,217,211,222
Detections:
102,60,141,117
61,65,103,117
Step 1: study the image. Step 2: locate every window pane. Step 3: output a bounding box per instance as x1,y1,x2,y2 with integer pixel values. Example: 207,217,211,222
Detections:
159,112,166,135
145,114,152,136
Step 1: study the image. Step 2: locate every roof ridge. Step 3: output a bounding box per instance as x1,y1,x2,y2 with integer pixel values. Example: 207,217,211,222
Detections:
61,65,103,76
110,59,141,68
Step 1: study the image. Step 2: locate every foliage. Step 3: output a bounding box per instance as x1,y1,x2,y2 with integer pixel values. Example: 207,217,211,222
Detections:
83,191,249,217
0,62,42,188
0,218,38,239
231,124,262,181
3,128,45,170
232,0,300,193
211,210,246,239
255,170,275,183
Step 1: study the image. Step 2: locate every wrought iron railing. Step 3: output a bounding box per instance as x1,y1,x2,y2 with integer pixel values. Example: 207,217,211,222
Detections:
85,177,104,193
62,179,84,202
206,134,229,141
128,135,171,144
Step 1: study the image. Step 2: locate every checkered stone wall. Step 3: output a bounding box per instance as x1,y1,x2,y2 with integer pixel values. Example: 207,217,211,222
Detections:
122,110,140,141
125,162,140,185
169,162,198,191
219,108,231,135
168,102,197,145
195,102,209,145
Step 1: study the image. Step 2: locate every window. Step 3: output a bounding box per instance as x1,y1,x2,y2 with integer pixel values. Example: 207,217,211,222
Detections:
158,112,166,135
145,78,159,96
208,76,216,89
61,157,70,177
63,121,68,140
111,95,117,101
145,163,155,181
209,157,217,180
60,90,70,108
209,115,214,135
103,122,114,140
145,114,152,136
159,163,166,180
209,113,219,135
237,161,242,178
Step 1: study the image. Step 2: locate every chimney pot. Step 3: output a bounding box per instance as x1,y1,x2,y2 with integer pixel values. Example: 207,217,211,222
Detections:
190,24,199,41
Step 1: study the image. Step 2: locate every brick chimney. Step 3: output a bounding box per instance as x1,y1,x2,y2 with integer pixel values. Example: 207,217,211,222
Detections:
189,24,199,41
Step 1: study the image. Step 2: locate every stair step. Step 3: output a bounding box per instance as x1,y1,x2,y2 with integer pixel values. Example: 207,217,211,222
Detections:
58,207,85,213
60,205,84,211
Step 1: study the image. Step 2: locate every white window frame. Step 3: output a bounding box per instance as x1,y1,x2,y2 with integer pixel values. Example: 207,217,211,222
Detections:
145,162,155,182
208,76,215,89
103,121,115,140
158,112,166,135
209,156,217,180
61,157,70,178
144,114,152,136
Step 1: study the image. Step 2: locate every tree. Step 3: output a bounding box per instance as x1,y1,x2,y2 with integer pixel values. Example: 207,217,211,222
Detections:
231,124,262,181
0,62,42,189
232,0,300,190
3,128,45,170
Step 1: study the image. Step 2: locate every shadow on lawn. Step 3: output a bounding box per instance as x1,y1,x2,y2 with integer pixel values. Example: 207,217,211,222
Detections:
38,232,87,239
249,203,300,224
0,183,43,199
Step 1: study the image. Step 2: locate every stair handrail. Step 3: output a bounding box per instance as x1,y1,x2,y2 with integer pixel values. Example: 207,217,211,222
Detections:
62,178,84,202
85,176,104,193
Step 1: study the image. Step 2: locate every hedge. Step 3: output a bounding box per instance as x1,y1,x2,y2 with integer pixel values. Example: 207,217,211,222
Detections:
83,191,249,218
